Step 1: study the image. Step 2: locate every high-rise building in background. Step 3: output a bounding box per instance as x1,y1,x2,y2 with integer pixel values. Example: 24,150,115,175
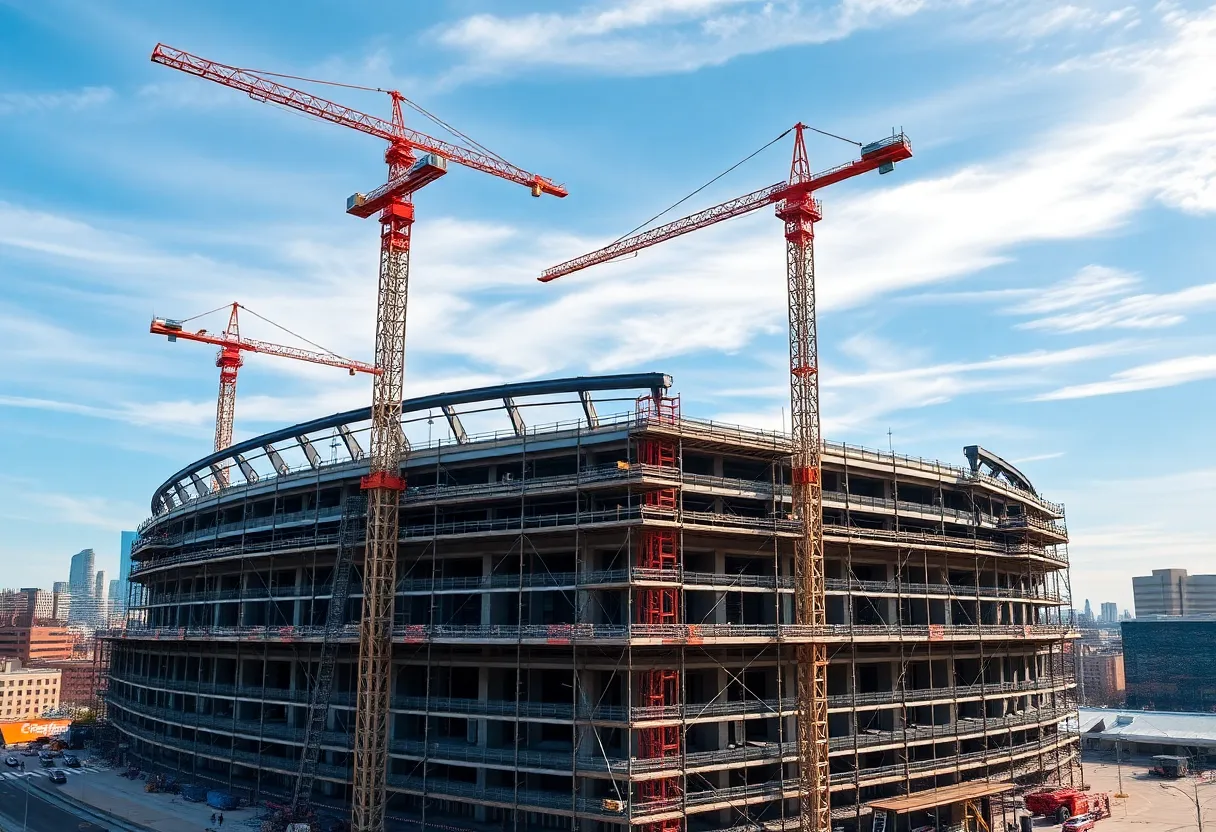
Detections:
68,549,95,625
0,590,29,624
21,588,54,622
107,578,121,623
118,530,136,614
52,582,70,622
1079,649,1126,707
1100,602,1118,624
1124,619,1216,710
1083,599,1094,624
1133,569,1216,617
93,571,107,627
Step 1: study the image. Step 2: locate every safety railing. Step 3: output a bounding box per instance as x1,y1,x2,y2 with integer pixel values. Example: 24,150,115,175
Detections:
110,671,796,723
139,405,1065,535
829,707,1070,752
109,713,349,781
997,514,1069,537
829,732,1079,785
382,737,794,775
105,695,350,747
823,524,1069,565
104,621,1075,645
830,677,1072,709
824,578,1064,604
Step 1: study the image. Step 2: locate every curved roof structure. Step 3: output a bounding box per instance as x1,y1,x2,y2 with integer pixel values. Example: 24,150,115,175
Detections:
149,372,671,516
964,444,1038,496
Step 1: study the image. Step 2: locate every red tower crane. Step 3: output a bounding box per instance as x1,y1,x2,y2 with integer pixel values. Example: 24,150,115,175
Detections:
150,44,566,832
150,302,379,486
540,124,911,832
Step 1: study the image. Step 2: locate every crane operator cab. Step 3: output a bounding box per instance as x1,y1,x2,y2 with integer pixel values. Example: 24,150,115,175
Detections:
153,318,184,342
861,132,912,175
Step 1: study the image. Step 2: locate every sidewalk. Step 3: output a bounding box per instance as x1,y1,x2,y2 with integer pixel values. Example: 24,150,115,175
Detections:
54,768,256,832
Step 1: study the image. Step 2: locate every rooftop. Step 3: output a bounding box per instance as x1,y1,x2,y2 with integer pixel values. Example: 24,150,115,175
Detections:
1078,706,1216,747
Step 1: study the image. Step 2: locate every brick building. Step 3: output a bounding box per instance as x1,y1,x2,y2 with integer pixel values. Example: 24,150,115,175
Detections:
0,625,73,664
1079,651,1125,707
0,658,61,721
28,659,95,708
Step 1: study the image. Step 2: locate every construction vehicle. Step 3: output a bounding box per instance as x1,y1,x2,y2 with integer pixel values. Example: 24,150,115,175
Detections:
1151,754,1190,778
151,44,565,832
1025,789,1112,824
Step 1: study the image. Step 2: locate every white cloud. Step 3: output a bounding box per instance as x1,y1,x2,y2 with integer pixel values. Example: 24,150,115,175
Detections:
4,6,1216,443
1018,265,1139,314
818,341,1137,431
1034,353,1216,400
0,86,113,115
967,3,1139,40
1018,267,1216,332
1061,467,1216,611
903,264,1216,333
711,341,1140,434
433,0,936,80
517,5,1216,376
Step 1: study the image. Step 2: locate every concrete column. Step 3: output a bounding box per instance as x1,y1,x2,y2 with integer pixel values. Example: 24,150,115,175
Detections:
714,549,727,624
481,554,493,626
715,667,731,751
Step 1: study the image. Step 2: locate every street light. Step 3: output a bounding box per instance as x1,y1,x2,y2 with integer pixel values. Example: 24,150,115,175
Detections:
21,770,30,832
1115,737,1128,799
1160,780,1213,832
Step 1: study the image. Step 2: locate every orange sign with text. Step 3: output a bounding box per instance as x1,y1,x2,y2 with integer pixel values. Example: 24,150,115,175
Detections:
0,719,71,744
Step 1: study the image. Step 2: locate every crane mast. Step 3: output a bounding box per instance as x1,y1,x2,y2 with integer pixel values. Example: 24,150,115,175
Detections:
150,45,565,832
150,301,379,488
778,127,831,832
539,124,910,832
214,303,242,482
352,126,414,832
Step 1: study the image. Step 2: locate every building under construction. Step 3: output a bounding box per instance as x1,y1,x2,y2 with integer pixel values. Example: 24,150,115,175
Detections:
105,373,1079,832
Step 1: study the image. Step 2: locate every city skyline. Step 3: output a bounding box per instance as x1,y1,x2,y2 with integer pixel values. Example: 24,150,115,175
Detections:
2,533,129,604
0,534,134,626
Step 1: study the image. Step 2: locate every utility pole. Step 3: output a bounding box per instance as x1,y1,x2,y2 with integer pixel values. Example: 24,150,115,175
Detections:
1114,738,1128,798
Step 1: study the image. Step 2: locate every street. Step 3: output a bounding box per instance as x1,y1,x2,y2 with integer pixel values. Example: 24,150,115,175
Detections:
0,775,107,832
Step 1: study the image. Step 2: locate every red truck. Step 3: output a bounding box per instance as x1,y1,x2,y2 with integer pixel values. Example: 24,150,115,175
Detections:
1024,789,1112,824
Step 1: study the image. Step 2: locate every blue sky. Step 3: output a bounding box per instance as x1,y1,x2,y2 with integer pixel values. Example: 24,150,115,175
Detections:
1,0,1213,611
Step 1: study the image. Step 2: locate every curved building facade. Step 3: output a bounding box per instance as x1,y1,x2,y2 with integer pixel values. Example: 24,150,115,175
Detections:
106,374,1079,832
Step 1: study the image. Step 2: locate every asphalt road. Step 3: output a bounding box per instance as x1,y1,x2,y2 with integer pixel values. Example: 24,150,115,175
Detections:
0,776,108,832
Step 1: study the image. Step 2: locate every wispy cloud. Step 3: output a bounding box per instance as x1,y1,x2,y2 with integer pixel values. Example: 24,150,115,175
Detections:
1060,466,1216,609
1010,451,1065,464
0,86,114,115
1019,267,1216,333
1034,354,1216,400
433,0,937,80
818,341,1138,431
708,340,1142,435
963,3,1139,41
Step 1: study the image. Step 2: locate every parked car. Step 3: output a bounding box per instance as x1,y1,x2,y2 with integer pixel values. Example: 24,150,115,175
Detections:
62,754,81,768
48,769,67,784
4,756,18,767
1062,815,1095,832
